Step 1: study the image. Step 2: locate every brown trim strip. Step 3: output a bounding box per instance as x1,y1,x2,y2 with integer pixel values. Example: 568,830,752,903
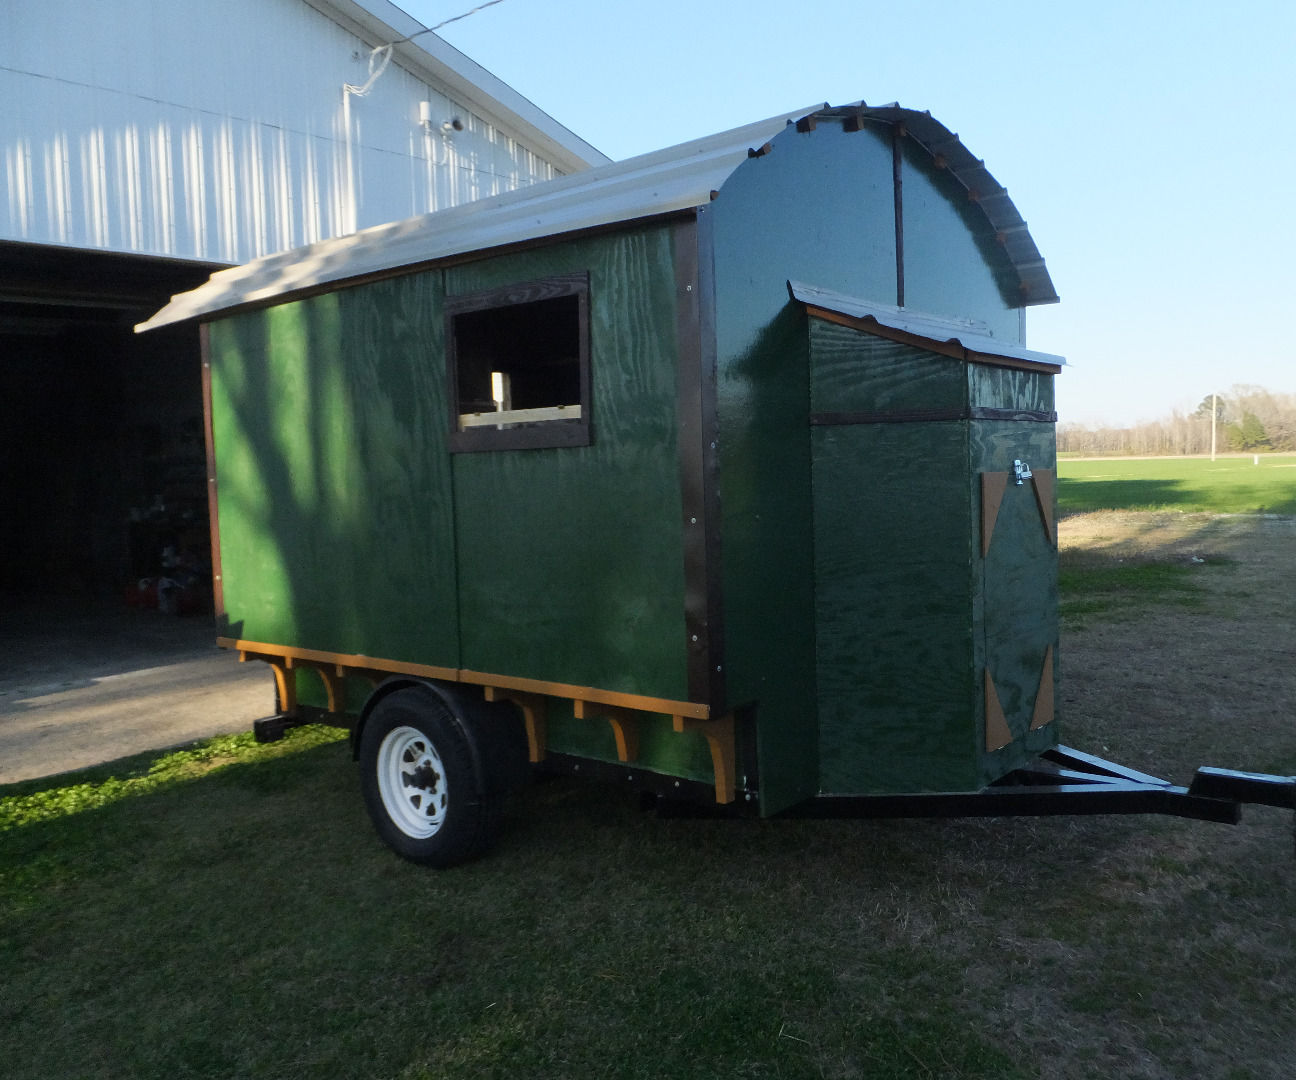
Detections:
804,305,1063,375
1031,468,1057,545
219,637,711,720
813,407,967,426
199,324,225,619
981,471,1010,557
971,407,1058,423
892,123,905,308
812,406,1057,427
984,670,1014,752
964,349,1064,375
677,210,726,709
1031,645,1055,730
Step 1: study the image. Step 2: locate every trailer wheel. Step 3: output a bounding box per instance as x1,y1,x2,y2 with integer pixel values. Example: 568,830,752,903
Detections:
358,689,499,867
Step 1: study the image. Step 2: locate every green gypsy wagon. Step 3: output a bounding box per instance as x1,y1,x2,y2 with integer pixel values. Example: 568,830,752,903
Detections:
140,101,1292,865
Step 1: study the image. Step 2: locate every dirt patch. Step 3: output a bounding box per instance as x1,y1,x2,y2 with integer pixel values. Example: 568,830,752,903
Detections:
1058,511,1296,781
989,511,1296,1078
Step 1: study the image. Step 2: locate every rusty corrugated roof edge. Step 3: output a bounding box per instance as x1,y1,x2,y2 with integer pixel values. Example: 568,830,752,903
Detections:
789,281,1066,367
138,101,1058,333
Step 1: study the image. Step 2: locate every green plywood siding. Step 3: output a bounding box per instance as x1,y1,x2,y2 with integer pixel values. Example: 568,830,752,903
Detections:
708,122,899,814
208,273,459,666
808,317,1058,795
967,363,1056,414
809,324,965,415
544,703,716,784
899,138,1023,342
445,226,690,704
209,224,714,779
809,319,977,792
971,419,1059,786
813,421,978,792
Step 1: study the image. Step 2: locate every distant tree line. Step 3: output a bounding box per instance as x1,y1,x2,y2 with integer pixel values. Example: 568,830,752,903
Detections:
1058,385,1296,455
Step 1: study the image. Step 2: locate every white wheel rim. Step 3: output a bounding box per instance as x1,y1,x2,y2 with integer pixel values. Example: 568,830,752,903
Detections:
376,725,448,838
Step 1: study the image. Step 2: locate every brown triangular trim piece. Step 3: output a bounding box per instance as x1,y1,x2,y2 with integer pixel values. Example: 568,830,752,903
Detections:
984,670,1014,751
1030,645,1055,730
1031,468,1056,546
981,472,1010,557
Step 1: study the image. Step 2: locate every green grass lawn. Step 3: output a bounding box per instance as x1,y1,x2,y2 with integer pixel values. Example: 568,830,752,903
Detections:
3,731,1041,1080
1058,454,1296,515
5,462,1296,1079
4,716,1295,1079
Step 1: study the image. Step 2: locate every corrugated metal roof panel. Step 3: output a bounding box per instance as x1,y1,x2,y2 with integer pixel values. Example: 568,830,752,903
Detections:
789,281,1066,368
139,101,1059,332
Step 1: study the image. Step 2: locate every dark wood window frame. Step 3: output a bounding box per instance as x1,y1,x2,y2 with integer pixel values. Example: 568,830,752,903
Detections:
445,272,592,453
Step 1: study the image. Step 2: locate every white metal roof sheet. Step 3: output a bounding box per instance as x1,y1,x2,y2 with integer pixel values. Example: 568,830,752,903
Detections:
789,281,1066,368
138,102,1059,333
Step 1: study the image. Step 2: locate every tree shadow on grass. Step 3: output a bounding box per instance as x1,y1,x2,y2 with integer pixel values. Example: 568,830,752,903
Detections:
1059,476,1296,517
1059,478,1190,517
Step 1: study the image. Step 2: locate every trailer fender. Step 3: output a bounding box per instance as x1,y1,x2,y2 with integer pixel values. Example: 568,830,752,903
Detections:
352,677,529,798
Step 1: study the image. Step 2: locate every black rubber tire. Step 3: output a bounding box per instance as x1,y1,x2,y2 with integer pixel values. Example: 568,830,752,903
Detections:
357,688,501,867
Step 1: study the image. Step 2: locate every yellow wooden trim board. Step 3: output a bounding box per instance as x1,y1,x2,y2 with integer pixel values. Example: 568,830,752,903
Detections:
220,639,710,721
225,639,732,798
574,700,642,763
674,713,737,805
484,687,548,763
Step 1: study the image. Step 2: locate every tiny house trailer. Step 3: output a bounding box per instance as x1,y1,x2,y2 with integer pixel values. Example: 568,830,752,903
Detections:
142,102,1294,864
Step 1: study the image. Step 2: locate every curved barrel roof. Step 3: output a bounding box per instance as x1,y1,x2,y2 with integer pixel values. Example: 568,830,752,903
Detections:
139,101,1057,332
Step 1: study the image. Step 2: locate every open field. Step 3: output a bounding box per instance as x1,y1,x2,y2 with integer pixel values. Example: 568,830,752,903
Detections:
1058,454,1296,515
3,509,1295,1078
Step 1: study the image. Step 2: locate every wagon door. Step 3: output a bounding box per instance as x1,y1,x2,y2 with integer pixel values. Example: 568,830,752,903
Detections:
439,237,696,719
970,366,1060,787
804,296,1061,796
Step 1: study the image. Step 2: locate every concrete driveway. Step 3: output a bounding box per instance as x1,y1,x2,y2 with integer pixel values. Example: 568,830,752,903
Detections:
1,602,274,784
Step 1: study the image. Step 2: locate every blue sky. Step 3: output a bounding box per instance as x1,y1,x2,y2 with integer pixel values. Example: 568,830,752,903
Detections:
402,0,1294,427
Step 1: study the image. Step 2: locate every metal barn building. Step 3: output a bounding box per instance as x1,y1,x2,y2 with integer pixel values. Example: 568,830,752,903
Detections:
0,0,604,606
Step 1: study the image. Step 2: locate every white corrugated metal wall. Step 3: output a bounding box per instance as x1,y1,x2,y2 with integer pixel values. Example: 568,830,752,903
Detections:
1,0,568,265
0,0,598,606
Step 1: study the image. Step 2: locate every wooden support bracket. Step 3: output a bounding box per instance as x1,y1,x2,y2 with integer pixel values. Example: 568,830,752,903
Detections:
239,651,298,716
484,687,548,763
284,660,344,713
268,658,298,715
673,713,737,805
574,700,640,763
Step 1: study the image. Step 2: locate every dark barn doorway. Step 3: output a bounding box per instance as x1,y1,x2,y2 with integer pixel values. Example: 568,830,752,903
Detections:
0,242,223,614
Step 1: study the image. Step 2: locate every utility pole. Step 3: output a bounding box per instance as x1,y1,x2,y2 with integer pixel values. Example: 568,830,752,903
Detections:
1210,392,1218,462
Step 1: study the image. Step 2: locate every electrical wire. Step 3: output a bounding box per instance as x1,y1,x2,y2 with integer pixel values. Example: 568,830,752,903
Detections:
394,0,509,45
345,1,509,96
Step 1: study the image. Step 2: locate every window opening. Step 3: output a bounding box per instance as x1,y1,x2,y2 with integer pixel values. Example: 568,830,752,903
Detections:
446,274,590,452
